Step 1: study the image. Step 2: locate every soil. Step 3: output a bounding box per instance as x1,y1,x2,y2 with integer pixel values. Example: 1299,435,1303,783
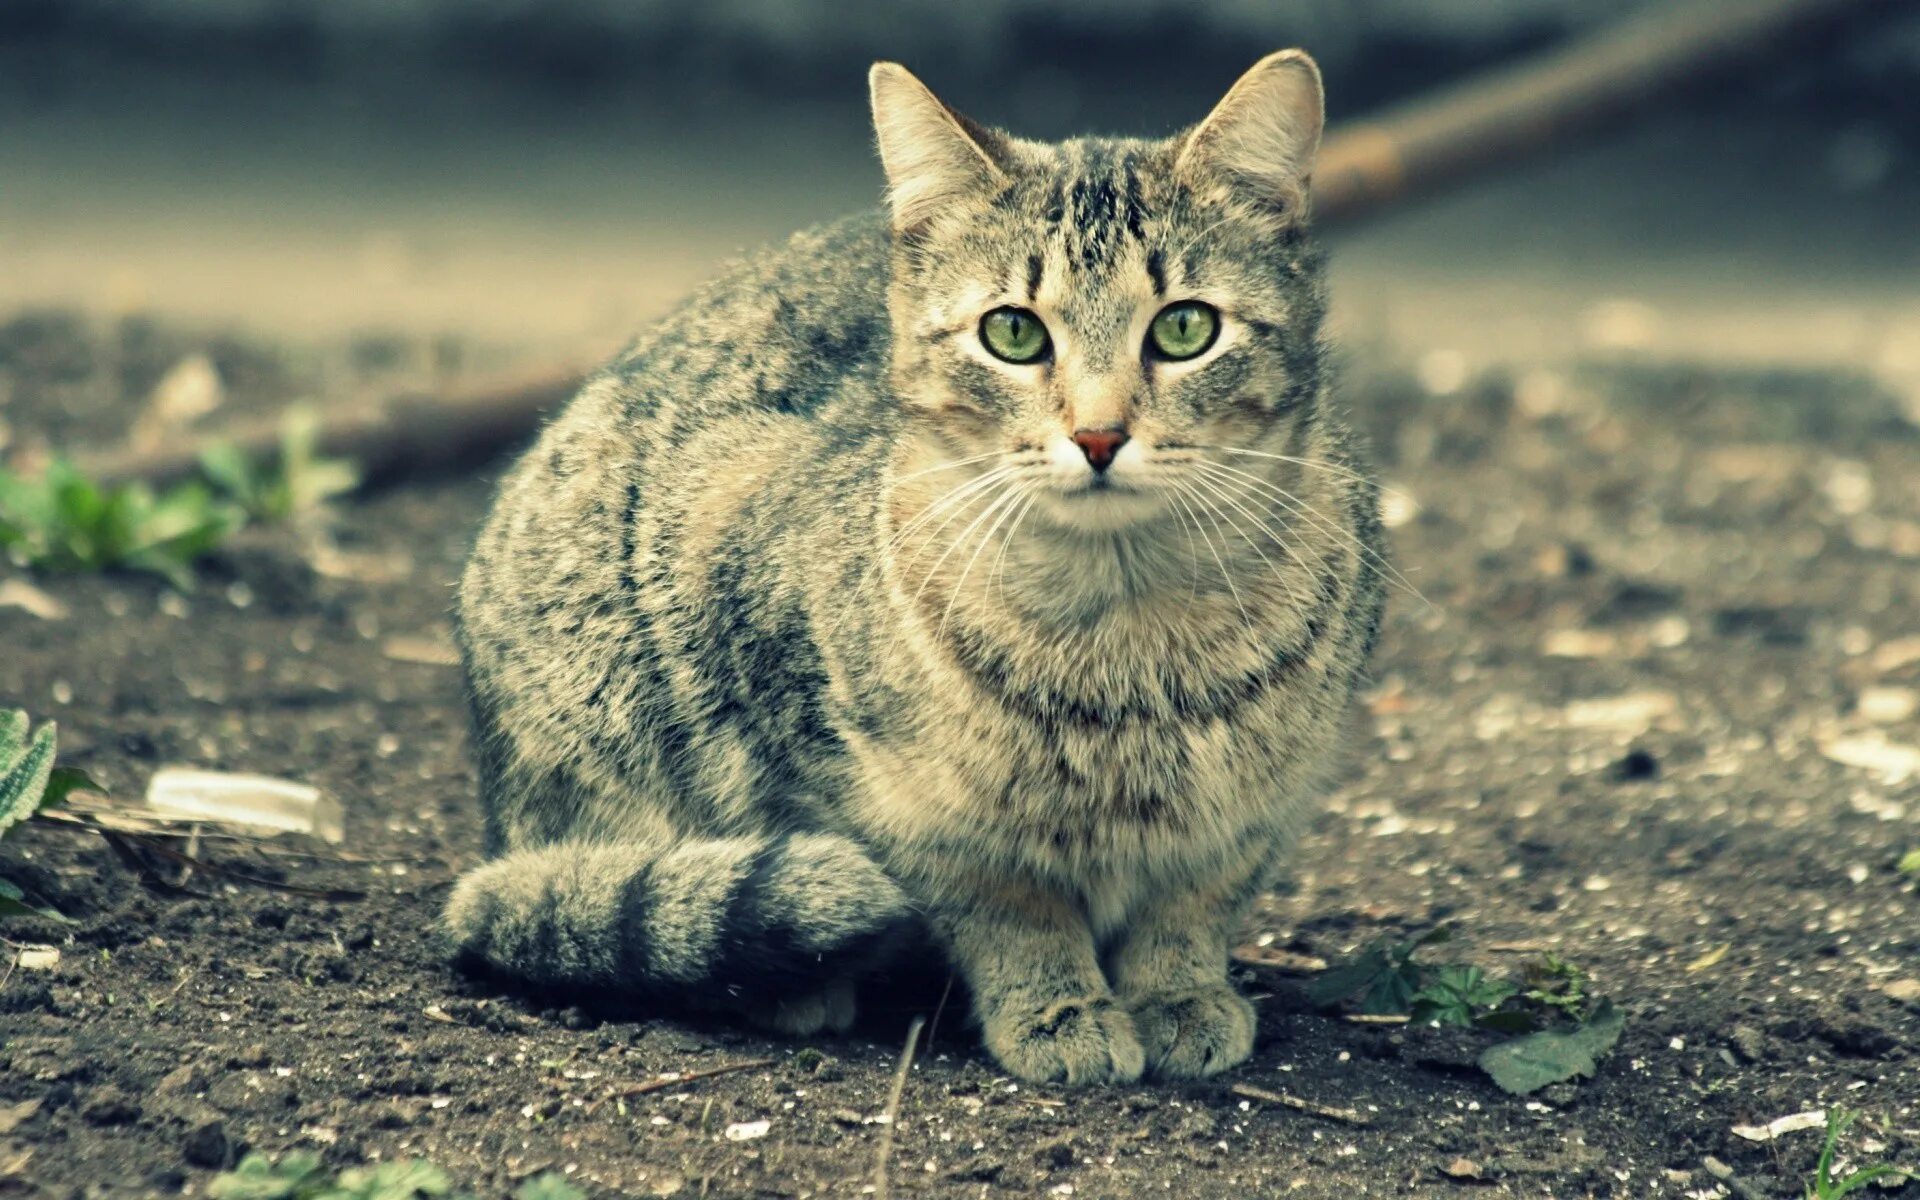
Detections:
2,309,1918,1199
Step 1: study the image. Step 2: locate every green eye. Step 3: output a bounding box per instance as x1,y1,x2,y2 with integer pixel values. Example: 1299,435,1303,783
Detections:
980,307,1051,364
1149,301,1220,361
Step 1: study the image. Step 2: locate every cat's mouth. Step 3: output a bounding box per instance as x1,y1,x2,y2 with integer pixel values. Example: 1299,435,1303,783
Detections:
1037,475,1167,532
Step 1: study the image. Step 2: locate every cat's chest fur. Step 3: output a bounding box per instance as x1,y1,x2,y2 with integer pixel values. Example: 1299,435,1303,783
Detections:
828,538,1356,909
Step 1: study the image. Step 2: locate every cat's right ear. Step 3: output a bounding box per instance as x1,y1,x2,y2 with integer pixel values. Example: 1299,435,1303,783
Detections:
869,63,1008,236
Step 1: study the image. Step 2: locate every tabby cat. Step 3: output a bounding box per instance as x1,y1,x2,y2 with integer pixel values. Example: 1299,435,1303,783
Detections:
444,49,1385,1084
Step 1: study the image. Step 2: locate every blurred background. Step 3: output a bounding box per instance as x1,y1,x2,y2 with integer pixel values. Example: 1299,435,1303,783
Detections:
6,12,1920,1194
3,0,1918,382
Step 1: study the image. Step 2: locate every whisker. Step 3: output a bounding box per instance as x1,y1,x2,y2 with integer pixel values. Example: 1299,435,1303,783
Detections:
875,477,1026,664
1187,466,1339,584
1196,444,1414,502
909,480,1028,610
891,451,1011,484
886,466,1017,553
939,483,1034,639
1182,470,1313,608
1193,461,1430,609
1169,485,1253,634
846,468,1018,612
1196,460,1405,587
989,489,1042,606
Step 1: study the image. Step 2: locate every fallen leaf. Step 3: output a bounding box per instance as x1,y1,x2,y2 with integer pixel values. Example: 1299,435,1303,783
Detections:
145,766,344,844
1731,1110,1827,1143
1819,734,1920,784
0,1145,32,1178
1858,687,1919,724
1563,692,1678,731
1477,1000,1625,1095
723,1120,770,1142
1541,629,1618,659
1876,979,1920,1006
1685,944,1730,973
1870,635,1920,675
14,946,60,971
1231,944,1327,973
1438,1157,1483,1181
0,579,67,621
134,354,224,451
0,1099,42,1135
382,635,460,667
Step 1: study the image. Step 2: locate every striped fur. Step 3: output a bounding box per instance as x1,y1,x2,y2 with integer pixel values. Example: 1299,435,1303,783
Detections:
446,51,1386,1082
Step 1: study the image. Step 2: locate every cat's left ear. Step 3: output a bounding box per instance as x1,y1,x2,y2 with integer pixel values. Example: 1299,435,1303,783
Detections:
869,63,1010,236
1175,49,1324,219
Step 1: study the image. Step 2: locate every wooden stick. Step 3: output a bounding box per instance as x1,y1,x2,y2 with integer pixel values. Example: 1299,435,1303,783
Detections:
591,1056,776,1112
873,1016,926,1200
1312,0,1903,227
1230,1082,1373,1127
74,366,585,492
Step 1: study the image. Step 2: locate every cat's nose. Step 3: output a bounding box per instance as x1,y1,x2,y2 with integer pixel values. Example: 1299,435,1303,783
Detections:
1071,427,1130,472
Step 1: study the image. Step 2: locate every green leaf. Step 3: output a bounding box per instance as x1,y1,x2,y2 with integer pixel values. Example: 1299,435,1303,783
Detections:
1477,998,1625,1095
40,766,104,811
209,1152,330,1200
0,458,244,584
0,876,69,922
513,1173,587,1200
1411,966,1518,1028
1307,949,1386,1007
198,442,261,506
1311,929,1458,1015
1360,963,1423,1016
0,714,57,838
202,411,359,524
1899,849,1920,878
323,1160,453,1200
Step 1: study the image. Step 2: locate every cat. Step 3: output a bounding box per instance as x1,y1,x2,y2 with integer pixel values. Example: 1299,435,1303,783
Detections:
444,48,1385,1085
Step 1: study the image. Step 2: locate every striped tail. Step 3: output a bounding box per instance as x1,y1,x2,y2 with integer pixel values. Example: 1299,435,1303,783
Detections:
442,833,917,1016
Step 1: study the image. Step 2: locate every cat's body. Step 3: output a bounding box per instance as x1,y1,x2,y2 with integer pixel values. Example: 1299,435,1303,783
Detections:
446,52,1385,1084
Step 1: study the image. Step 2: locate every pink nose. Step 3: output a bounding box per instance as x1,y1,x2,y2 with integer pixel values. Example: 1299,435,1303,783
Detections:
1071,428,1129,472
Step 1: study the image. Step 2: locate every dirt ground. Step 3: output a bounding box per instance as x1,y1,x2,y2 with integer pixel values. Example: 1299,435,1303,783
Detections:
2,309,1918,1199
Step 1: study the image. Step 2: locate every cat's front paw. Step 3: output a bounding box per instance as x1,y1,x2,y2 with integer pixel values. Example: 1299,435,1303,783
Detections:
982,994,1145,1085
1127,984,1256,1079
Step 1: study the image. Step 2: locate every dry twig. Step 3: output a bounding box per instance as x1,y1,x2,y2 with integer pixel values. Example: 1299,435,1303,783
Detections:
589,1057,775,1113
874,1016,926,1200
1230,1083,1373,1127
37,811,365,901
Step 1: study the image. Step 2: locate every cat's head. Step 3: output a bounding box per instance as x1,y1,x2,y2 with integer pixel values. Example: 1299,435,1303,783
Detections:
872,51,1329,534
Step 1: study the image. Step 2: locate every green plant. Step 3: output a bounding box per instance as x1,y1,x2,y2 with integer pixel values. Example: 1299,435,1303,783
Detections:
1519,951,1592,1021
1806,1109,1912,1199
210,1154,449,1200
1313,930,1625,1095
0,458,242,589
1898,849,1920,879
0,710,97,921
208,1154,585,1200
1308,925,1454,1015
199,411,358,524
1410,965,1518,1029
513,1175,587,1200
